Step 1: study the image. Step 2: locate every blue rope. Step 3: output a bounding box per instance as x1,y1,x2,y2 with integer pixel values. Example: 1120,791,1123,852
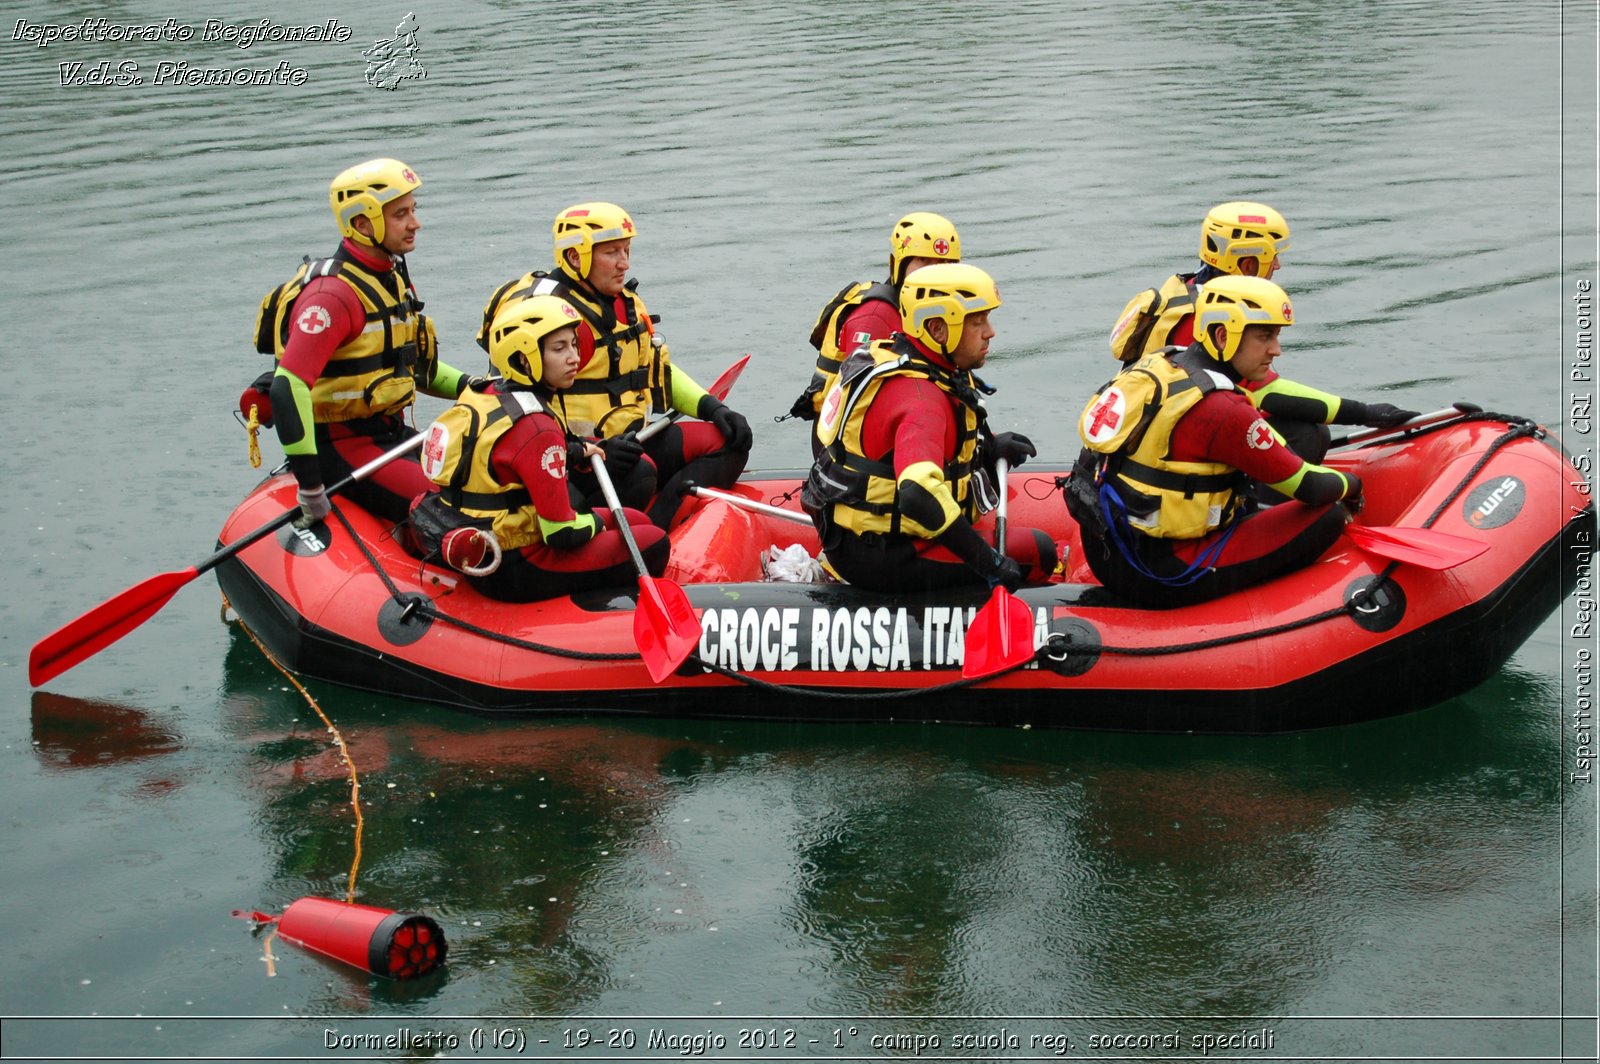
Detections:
1098,480,1240,588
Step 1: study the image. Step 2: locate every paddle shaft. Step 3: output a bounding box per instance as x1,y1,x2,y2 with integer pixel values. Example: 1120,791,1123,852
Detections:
589,454,651,577
194,432,428,578
30,430,428,686
686,485,811,526
994,458,1010,552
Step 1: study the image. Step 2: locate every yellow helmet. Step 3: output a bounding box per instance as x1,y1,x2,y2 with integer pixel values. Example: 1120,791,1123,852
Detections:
1198,201,1290,276
889,211,961,285
487,294,583,386
898,262,1000,355
553,202,636,279
1193,276,1294,362
328,158,421,246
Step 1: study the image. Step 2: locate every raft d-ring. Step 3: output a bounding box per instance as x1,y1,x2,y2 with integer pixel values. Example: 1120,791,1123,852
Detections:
1038,619,1102,677
1043,633,1075,663
1344,576,1406,633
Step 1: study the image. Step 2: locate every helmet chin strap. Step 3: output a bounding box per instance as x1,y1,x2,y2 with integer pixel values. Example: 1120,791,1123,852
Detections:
559,254,602,299
348,219,391,258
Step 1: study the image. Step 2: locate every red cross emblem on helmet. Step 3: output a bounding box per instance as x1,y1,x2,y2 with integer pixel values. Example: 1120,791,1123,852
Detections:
933,238,950,256
1281,302,1293,323
402,168,417,183
622,218,635,234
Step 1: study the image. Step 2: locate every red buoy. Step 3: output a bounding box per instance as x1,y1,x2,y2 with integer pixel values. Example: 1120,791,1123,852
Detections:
274,897,446,980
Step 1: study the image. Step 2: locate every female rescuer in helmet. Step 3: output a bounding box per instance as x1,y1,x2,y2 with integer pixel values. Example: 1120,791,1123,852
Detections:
256,159,478,527
1106,200,1418,467
789,212,964,455
476,202,753,530
1066,276,1361,609
802,263,1056,594
409,295,668,603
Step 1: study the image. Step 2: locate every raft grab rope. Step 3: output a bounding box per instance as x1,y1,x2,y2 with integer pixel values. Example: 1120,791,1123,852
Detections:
309,412,1540,698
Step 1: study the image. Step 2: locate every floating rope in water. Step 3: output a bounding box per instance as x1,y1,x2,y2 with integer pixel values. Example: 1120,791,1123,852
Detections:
222,592,364,904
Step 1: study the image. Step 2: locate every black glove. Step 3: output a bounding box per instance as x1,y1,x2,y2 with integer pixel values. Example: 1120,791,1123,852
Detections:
991,554,1024,592
599,431,644,477
1359,402,1419,428
787,387,820,422
991,431,1036,469
566,438,592,472
937,517,1025,590
1342,471,1365,514
709,403,753,452
1337,399,1419,428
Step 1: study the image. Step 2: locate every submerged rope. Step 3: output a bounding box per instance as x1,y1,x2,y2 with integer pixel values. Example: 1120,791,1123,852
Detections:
223,592,364,904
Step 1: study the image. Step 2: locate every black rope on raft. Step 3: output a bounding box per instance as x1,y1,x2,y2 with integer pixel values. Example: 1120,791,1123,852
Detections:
1415,415,1543,529
311,411,1539,691
330,506,641,663
1057,412,1540,662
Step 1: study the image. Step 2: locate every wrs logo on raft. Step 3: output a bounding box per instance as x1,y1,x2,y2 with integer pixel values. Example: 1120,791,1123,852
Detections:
1462,475,1524,530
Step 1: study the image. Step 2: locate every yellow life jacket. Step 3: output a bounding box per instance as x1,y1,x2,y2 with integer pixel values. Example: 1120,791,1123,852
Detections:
419,386,552,550
803,338,984,537
254,249,427,422
1076,350,1246,540
1107,272,1197,365
477,270,667,439
798,279,898,417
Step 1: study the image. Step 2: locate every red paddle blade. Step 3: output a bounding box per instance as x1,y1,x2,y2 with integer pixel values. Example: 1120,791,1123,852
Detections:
962,586,1036,680
632,576,701,683
1347,524,1489,570
29,567,200,686
706,354,751,401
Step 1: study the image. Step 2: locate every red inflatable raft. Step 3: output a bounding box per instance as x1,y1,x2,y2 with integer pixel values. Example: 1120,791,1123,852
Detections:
213,411,1594,733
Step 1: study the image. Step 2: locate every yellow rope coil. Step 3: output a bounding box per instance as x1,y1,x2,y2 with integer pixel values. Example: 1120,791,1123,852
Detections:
222,593,363,904
245,404,262,469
